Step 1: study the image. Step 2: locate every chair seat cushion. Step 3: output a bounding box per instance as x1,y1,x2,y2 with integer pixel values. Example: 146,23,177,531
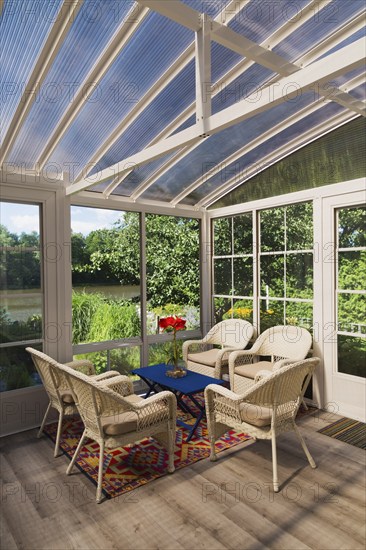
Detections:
239,402,272,427
188,348,228,367
102,411,138,436
234,360,273,379
102,394,147,436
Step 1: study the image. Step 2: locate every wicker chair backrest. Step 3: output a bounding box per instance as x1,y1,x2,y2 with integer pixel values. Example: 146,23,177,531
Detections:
256,325,312,360
203,319,254,348
243,357,319,408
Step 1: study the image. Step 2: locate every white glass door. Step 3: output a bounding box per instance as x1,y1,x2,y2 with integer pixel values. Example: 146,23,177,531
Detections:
323,191,366,421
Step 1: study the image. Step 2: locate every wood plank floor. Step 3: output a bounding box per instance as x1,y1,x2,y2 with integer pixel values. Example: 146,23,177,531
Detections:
1,410,365,550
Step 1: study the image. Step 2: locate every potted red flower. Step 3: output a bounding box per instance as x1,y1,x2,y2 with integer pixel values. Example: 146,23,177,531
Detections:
159,316,187,377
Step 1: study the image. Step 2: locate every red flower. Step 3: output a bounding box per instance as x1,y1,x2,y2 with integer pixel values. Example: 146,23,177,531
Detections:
159,316,186,332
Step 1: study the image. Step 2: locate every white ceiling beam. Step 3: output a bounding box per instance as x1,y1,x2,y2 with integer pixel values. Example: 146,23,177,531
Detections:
0,0,83,166
200,111,357,208
171,75,366,205
137,0,201,31
127,0,358,199
210,20,299,76
206,38,365,134
72,1,247,184
66,124,203,195
36,3,150,171
65,38,365,196
195,13,212,136
171,101,325,206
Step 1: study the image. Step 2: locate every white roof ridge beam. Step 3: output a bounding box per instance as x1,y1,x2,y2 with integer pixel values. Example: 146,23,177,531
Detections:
200,111,357,209
36,3,150,171
171,100,325,205
65,38,365,196
72,1,247,185
122,0,346,197
0,0,83,166
172,75,364,206
137,0,201,31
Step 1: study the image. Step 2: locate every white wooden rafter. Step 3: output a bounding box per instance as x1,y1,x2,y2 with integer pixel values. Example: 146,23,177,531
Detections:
199,111,358,208
0,0,83,166
65,38,366,196
35,3,150,171
171,75,366,205
119,2,363,201
72,0,247,184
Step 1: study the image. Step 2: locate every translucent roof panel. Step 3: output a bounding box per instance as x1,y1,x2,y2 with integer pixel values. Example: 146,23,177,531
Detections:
89,59,196,176
348,84,366,101
0,0,63,139
47,12,193,177
227,0,310,43
6,0,133,169
273,0,365,62
181,0,232,17
141,90,318,202
184,102,348,205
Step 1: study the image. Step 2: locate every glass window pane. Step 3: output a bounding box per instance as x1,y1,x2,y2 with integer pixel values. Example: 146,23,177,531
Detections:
214,258,232,295
233,214,252,255
260,208,285,252
260,255,285,297
260,300,284,332
0,343,42,392
213,297,231,324
0,202,41,291
145,214,200,335
213,217,232,255
71,207,141,344
0,295,42,343
338,251,366,291
228,299,253,323
285,301,313,331
233,257,253,296
74,351,108,375
338,335,366,378
286,203,313,250
338,206,366,248
338,293,366,334
109,347,141,377
148,340,185,367
286,253,313,299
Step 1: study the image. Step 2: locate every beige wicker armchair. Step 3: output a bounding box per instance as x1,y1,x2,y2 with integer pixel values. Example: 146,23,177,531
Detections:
59,362,177,503
182,319,254,379
26,348,119,457
205,357,320,492
229,325,312,393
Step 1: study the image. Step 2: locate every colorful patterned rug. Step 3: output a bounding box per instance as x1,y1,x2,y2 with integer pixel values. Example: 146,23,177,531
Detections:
317,417,366,449
43,397,252,499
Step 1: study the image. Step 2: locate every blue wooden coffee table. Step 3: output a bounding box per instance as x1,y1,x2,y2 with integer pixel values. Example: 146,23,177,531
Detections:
132,364,225,442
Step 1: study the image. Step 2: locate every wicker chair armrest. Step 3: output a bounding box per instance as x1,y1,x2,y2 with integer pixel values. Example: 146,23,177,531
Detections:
93,371,121,380
64,359,95,376
134,390,176,411
97,375,134,396
182,339,210,361
204,383,244,403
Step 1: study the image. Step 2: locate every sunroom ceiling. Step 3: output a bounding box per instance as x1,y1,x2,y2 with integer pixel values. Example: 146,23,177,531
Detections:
0,0,365,210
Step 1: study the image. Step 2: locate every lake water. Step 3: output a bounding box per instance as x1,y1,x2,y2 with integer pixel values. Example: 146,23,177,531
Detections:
1,285,140,322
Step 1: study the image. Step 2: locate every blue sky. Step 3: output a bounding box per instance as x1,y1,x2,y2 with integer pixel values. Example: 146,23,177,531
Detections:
0,202,123,236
